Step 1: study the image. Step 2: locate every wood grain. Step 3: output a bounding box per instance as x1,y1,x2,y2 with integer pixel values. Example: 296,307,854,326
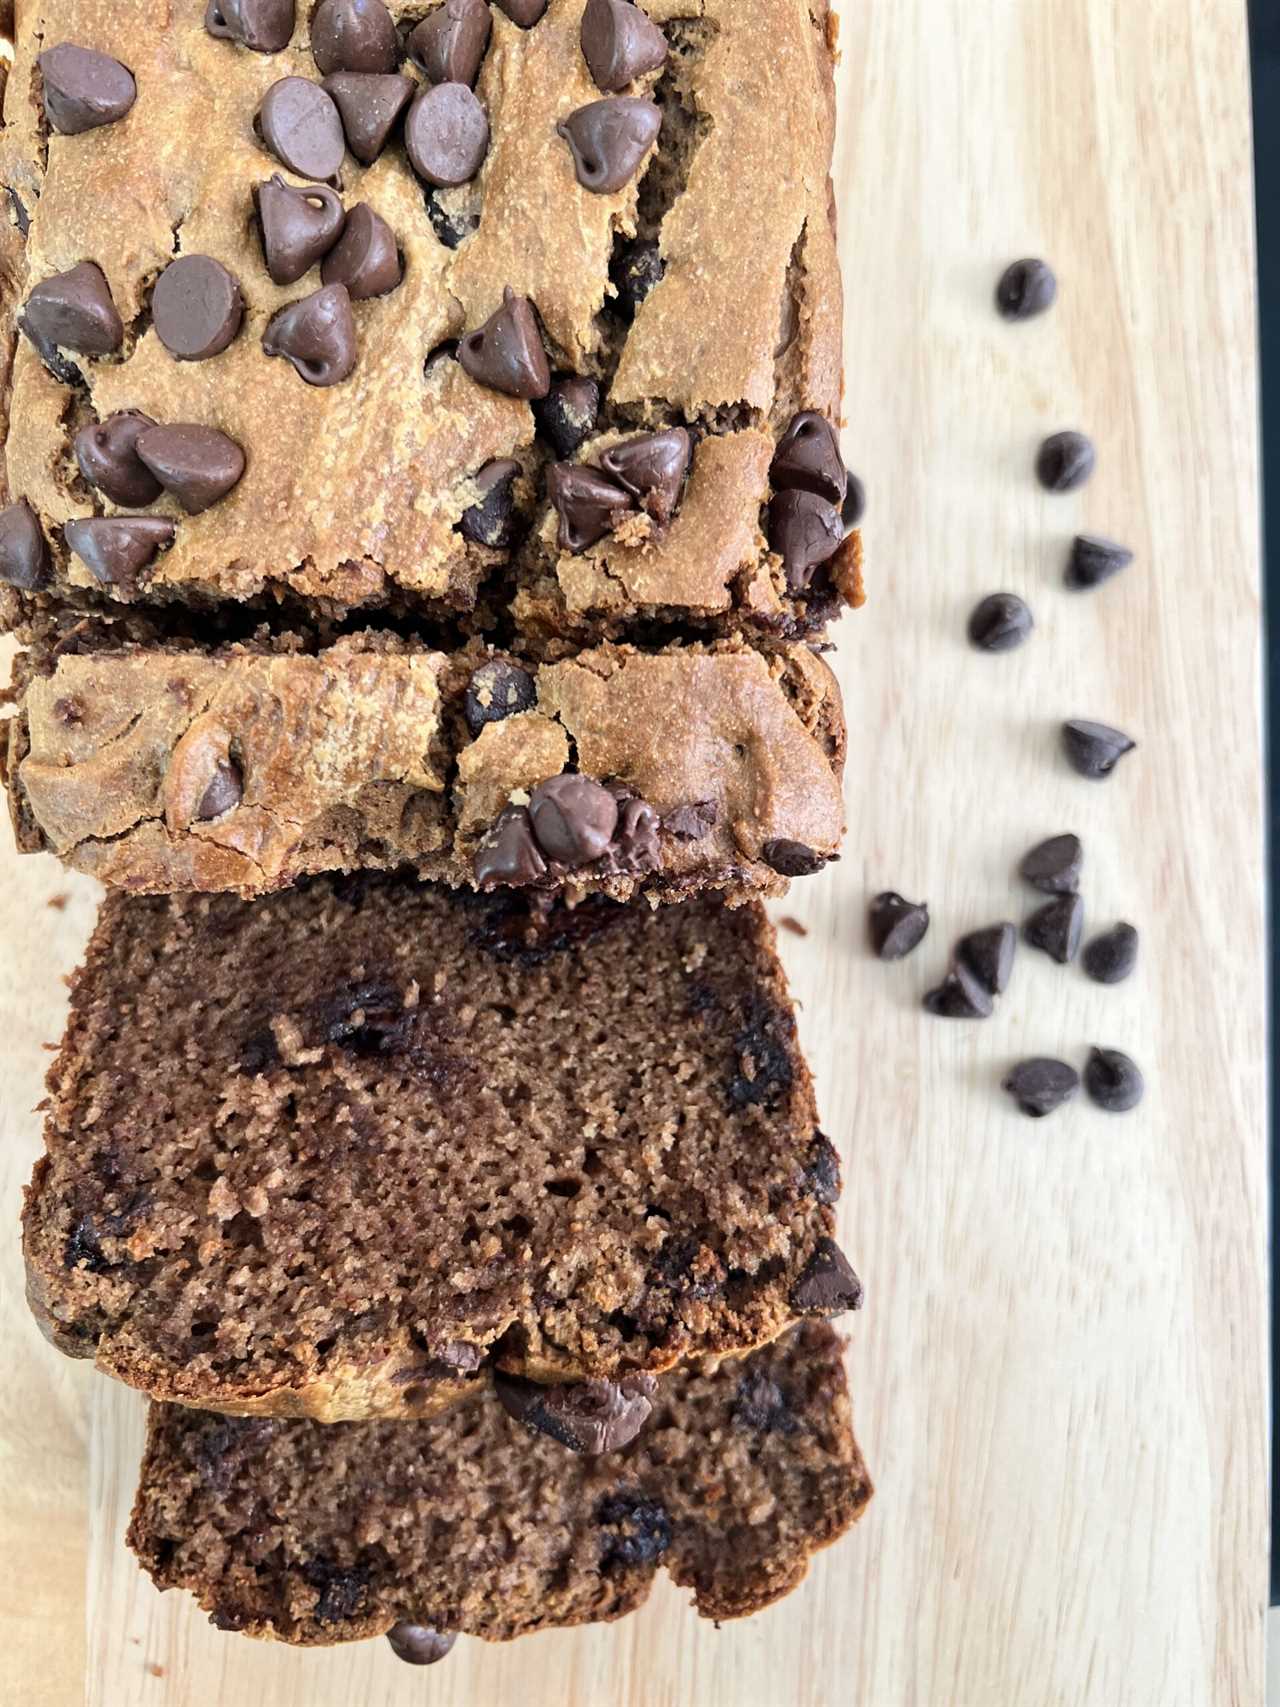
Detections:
0,0,1266,1702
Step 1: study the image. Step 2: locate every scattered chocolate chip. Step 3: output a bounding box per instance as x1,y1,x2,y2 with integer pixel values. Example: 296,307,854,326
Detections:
1019,832,1082,894
74,411,162,506
494,0,548,24
1061,718,1136,779
311,0,399,73
1065,533,1133,590
599,427,689,524
771,411,846,505
63,516,174,588
803,1131,841,1204
1082,922,1139,985
320,202,401,298
1036,430,1095,493
868,891,929,960
533,374,600,458
386,1625,456,1667
767,489,843,589
474,805,547,887
196,758,243,821
558,97,661,194
529,773,618,864
38,44,136,134
968,591,1033,652
995,257,1057,320
922,960,994,1019
611,237,664,319
761,838,826,878
136,424,246,515
597,1492,671,1569
0,500,50,590
322,71,413,163
580,0,668,90
790,1238,863,1316
842,470,866,529
152,256,244,361
1083,1046,1144,1113
547,462,632,551
257,77,346,180
458,457,521,548
662,800,716,839
205,0,295,52
256,175,345,286
463,658,536,735
21,262,123,357
262,283,357,385
1002,1057,1079,1118
404,81,490,186
408,0,491,84
956,922,1017,996
1024,892,1084,964
458,288,550,398
493,1370,655,1454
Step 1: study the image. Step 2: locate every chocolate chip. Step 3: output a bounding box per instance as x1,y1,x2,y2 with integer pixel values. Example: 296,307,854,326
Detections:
493,1370,656,1454
1036,431,1095,493
262,283,357,385
803,1131,841,1205
727,997,794,1109
205,0,295,51
1082,922,1139,985
529,773,618,864
1024,892,1084,964
842,470,866,529
607,795,661,875
1083,1046,1144,1113
74,411,162,506
38,44,136,134
1019,832,1082,894
320,202,401,298
6,188,30,237
65,1215,110,1274
458,457,521,548
423,196,478,250
321,71,413,163
533,374,600,458
1065,533,1133,591
64,516,174,589
153,256,244,361
256,175,345,286
310,0,399,73
196,758,243,821
611,237,664,319
968,591,1033,652
868,891,929,960
662,800,716,839
463,658,536,735
580,0,668,91
136,424,246,514
305,1559,369,1623
733,1367,799,1434
597,1492,671,1570
1002,1057,1079,1118
995,257,1057,320
404,81,490,186
386,1625,456,1667
0,500,51,590
494,0,548,24
558,97,661,194
767,489,843,590
761,838,826,878
257,77,345,180
458,288,549,399
474,805,547,887
547,462,633,551
956,922,1017,996
22,262,123,357
599,428,689,524
790,1238,863,1315
771,411,846,505
922,960,994,1019
1061,719,1136,779
408,0,492,84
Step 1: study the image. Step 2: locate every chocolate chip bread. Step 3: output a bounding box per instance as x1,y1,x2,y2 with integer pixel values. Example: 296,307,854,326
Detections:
0,0,860,640
3,619,845,899
127,1321,871,1648
24,876,862,1417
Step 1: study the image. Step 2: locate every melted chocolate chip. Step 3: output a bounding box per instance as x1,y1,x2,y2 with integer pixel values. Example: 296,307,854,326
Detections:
1023,892,1084,964
1082,921,1139,985
321,978,415,1055
65,1215,110,1274
304,1559,369,1623
922,961,994,1019
404,81,490,187
558,97,661,193
547,462,633,551
322,71,413,163
956,922,1017,996
533,374,600,458
580,0,668,91
1065,533,1133,590
494,0,548,24
529,773,618,864
74,411,162,506
1083,1046,1144,1113
1036,430,1095,493
995,257,1057,320
474,805,547,887
1002,1057,1079,1118
408,0,492,85
1019,832,1082,894
768,489,843,589
386,1625,457,1666
1062,719,1136,779
310,0,399,74
257,77,346,180
196,758,244,821
205,0,295,52
136,424,246,514
726,997,794,1110
599,427,689,524
493,1370,656,1454
257,175,346,286
463,658,537,735
803,1131,841,1205
458,457,521,548
611,237,663,318
63,516,174,589
662,800,716,839
771,411,846,505
733,1366,799,1434
606,795,660,875
38,44,136,134
760,839,826,878
790,1238,863,1315
22,262,123,358
0,500,51,590
262,283,357,385
869,891,929,960
320,202,401,298
153,256,244,361
597,1492,671,1569
458,288,550,398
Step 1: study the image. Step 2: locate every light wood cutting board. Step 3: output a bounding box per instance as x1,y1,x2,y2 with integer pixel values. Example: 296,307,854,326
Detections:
0,1,1266,1702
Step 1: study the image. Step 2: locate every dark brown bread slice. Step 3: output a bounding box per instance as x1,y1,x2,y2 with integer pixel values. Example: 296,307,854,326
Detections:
128,1323,872,1648
24,878,861,1418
